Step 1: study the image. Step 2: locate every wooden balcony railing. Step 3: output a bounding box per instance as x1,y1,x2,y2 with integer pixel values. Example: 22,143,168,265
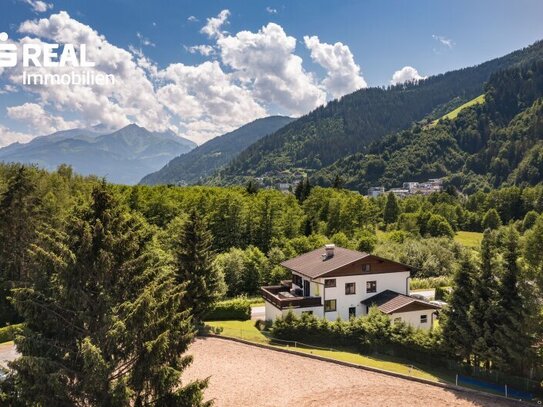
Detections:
261,284,322,310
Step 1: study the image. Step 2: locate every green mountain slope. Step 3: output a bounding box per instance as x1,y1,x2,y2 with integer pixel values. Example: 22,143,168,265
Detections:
218,40,543,183
313,59,543,193
139,116,294,185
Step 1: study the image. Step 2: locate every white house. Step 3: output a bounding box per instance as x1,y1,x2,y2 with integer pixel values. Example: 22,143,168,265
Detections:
261,244,440,329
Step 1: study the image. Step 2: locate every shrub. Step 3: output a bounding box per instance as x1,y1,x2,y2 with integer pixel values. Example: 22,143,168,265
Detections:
203,297,251,321
410,276,452,290
0,323,23,343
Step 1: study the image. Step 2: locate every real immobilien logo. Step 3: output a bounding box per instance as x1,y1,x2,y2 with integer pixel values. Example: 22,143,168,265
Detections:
0,32,115,86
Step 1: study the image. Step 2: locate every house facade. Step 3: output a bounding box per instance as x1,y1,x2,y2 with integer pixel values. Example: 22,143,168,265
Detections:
261,244,440,329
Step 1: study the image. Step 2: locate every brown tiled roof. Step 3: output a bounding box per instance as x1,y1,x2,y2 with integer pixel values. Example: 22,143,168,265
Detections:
280,247,369,278
361,290,441,314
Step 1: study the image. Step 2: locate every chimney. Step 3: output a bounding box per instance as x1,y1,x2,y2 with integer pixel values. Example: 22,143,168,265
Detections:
325,244,335,258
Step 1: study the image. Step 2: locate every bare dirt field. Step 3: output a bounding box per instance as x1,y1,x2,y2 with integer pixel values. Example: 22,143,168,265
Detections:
185,337,519,407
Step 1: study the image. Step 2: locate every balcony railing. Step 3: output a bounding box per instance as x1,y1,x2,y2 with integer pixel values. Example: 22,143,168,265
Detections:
261,284,322,310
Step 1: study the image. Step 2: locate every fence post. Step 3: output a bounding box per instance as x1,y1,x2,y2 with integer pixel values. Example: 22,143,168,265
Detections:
504,384,507,398
455,374,458,386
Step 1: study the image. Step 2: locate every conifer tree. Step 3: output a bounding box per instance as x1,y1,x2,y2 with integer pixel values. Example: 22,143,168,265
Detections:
494,226,533,372
173,209,222,324
441,252,476,362
3,184,209,406
383,192,400,225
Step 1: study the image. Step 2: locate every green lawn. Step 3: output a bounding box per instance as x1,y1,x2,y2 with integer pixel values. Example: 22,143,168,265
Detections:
454,231,483,248
431,94,485,126
205,320,449,383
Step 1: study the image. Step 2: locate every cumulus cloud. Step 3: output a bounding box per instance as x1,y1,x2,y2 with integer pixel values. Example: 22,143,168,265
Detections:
22,0,53,13
217,23,325,115
187,16,199,22
390,66,427,85
186,44,216,56
266,7,277,14
7,103,80,134
136,32,155,47
303,35,366,99
432,34,454,48
201,9,230,39
0,125,33,147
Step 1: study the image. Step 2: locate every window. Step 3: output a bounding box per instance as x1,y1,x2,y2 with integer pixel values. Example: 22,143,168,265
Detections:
420,315,428,324
348,307,356,319
366,280,377,293
292,274,302,288
324,279,336,288
324,299,337,312
345,282,356,295
362,263,371,272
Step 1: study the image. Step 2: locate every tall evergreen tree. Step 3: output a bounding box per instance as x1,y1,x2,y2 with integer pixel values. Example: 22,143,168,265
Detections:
173,210,222,324
0,165,43,324
442,252,476,362
383,192,400,225
3,184,209,406
469,229,500,368
294,177,312,203
494,226,533,373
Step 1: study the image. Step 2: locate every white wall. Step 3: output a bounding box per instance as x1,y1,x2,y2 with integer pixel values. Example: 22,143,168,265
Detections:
317,271,410,321
391,309,436,330
264,301,324,321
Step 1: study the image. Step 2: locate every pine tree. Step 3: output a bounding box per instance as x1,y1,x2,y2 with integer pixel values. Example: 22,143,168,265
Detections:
383,192,400,225
0,165,43,324
481,208,502,230
173,209,222,324
294,177,312,203
3,184,209,406
441,252,476,363
469,229,500,368
493,226,533,373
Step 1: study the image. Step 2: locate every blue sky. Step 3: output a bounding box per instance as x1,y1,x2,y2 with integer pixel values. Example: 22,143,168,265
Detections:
0,0,542,145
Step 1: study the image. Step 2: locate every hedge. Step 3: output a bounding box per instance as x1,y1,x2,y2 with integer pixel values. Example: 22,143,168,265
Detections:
0,323,23,343
204,298,251,321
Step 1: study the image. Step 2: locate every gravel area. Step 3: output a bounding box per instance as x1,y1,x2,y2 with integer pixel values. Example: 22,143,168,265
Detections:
184,337,519,407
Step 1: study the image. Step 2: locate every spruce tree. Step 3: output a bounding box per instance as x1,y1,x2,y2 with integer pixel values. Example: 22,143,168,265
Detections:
494,226,533,373
383,192,400,225
441,252,476,363
3,184,209,406
173,210,221,324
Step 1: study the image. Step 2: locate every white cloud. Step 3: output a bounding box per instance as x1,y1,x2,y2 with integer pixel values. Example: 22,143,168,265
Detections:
14,11,169,132
201,9,230,39
186,44,216,56
390,66,427,85
303,35,366,99
187,16,199,23
0,125,33,147
7,103,80,134
432,34,454,49
266,7,277,14
22,0,53,13
218,22,325,115
136,32,155,47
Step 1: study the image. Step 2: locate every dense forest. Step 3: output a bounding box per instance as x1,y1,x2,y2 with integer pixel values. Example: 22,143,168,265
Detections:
315,58,543,193
217,40,543,182
0,162,542,402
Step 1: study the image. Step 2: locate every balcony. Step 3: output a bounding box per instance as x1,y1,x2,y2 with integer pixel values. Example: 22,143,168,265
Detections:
261,283,322,310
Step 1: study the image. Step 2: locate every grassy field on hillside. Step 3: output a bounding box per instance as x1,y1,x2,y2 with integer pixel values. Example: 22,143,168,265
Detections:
454,231,483,248
431,94,485,126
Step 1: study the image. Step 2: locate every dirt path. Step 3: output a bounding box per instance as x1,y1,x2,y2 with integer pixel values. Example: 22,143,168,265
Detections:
184,337,519,407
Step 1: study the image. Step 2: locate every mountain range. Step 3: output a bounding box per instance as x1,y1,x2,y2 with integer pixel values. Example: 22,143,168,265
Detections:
214,40,543,186
0,124,196,185
140,116,295,185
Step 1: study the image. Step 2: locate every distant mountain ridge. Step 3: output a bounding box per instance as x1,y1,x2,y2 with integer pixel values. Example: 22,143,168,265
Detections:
140,116,295,185
217,40,543,184
0,124,196,185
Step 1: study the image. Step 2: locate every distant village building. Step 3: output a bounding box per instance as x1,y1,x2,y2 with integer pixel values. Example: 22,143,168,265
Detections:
261,245,440,330
388,188,410,198
277,183,291,193
367,186,385,198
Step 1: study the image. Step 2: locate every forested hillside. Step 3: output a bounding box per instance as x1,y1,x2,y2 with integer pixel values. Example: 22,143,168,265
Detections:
314,58,543,193
140,116,294,185
218,40,543,182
